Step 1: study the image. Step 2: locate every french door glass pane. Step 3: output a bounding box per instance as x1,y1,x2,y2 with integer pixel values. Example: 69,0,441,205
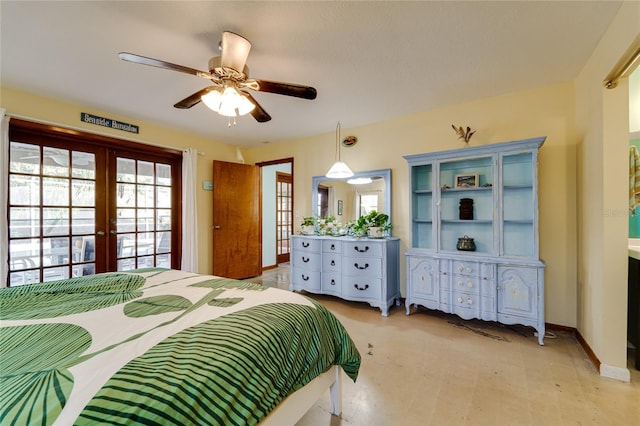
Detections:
43,147,69,176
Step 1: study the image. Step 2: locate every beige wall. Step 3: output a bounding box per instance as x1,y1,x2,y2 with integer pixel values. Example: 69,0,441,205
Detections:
1,86,240,275
244,81,578,328
575,1,640,378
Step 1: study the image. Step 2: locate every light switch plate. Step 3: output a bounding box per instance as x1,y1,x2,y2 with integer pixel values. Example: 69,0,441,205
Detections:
203,180,213,191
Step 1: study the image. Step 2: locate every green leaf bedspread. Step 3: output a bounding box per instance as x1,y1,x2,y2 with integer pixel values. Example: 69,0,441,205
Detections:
0,269,361,425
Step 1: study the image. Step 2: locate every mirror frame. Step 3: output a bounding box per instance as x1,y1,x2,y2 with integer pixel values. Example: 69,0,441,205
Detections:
311,168,392,223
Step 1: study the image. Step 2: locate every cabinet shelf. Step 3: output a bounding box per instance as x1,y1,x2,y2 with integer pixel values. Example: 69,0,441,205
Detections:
441,219,492,224
441,186,492,193
504,184,533,190
414,189,432,194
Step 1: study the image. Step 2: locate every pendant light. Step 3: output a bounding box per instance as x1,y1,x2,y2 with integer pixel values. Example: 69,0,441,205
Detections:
325,122,354,178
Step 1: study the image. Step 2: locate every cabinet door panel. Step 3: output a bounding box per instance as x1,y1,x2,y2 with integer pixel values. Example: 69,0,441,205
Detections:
409,257,438,300
498,266,538,318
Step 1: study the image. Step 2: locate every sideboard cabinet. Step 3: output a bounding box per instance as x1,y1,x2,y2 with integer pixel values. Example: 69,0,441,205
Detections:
404,137,546,344
290,235,400,316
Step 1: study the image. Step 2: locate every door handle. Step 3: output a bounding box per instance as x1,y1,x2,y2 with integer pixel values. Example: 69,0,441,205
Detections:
97,231,105,236
214,225,221,230
109,230,117,236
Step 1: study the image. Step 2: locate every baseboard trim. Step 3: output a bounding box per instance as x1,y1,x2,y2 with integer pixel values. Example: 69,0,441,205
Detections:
574,328,601,371
262,264,278,271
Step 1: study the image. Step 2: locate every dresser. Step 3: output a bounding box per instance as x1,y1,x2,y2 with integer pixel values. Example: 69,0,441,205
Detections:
290,235,400,316
404,137,546,344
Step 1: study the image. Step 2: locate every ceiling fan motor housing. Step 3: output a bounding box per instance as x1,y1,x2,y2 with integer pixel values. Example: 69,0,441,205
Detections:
208,56,249,80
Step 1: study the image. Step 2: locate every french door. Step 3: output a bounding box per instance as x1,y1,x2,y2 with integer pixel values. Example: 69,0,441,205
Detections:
6,119,181,286
276,171,292,264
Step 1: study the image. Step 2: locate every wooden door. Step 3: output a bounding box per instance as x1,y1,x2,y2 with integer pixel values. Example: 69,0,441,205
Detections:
212,161,261,279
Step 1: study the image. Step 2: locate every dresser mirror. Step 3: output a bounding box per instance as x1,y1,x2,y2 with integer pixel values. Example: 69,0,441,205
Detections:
311,168,391,224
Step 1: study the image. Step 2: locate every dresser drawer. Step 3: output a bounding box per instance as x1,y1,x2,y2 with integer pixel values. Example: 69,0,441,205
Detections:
452,260,480,276
321,272,341,296
343,257,382,277
293,237,321,253
342,241,383,258
323,240,342,254
291,267,321,292
342,275,382,300
323,253,342,272
291,251,321,270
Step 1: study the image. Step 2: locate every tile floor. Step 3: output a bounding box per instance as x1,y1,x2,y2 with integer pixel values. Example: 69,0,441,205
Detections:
249,265,640,426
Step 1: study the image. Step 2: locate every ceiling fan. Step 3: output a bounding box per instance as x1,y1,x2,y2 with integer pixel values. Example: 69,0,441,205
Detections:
119,31,317,124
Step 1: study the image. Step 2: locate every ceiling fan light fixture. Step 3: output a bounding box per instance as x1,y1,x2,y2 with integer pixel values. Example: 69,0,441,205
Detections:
202,86,255,117
326,122,354,179
201,89,222,112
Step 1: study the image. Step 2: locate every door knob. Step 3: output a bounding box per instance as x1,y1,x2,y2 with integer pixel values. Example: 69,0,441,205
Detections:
109,230,117,236
214,225,221,230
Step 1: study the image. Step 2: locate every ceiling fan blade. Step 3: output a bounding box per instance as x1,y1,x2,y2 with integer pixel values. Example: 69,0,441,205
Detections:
255,80,317,100
241,91,271,122
220,31,251,73
119,52,215,80
174,87,213,109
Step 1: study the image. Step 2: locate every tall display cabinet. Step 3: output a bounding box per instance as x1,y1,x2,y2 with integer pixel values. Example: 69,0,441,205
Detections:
404,137,546,345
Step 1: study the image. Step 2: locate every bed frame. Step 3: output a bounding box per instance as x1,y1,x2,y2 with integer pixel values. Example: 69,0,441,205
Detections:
260,365,342,425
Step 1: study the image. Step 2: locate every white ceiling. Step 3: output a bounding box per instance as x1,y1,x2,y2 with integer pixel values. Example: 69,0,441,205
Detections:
1,1,622,148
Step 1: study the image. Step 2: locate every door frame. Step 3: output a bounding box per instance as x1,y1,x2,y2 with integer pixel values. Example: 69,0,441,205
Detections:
256,157,294,270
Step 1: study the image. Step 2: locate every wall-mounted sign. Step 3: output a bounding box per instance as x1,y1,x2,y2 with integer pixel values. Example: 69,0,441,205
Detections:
81,112,139,134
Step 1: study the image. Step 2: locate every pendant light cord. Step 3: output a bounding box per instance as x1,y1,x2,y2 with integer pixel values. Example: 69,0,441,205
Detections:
335,122,341,162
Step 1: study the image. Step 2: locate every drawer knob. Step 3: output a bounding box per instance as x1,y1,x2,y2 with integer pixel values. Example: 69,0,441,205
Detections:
354,263,369,270
331,244,336,250
467,281,472,288
458,266,463,272
467,298,473,305
467,267,472,273
302,242,310,248
331,260,336,266
354,245,369,253
331,279,336,286
457,297,463,303
302,274,309,281
354,284,370,291
302,256,310,263
458,281,463,287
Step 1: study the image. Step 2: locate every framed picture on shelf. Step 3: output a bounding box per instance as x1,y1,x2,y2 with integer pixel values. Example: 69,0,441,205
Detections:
454,173,478,188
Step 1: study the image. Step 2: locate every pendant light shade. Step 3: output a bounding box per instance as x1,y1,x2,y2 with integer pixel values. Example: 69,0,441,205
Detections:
326,122,354,178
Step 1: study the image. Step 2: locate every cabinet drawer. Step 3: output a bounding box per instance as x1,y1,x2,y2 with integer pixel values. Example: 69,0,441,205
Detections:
293,237,321,252
291,252,321,270
452,291,496,313
321,272,341,296
343,257,382,277
452,275,480,294
291,267,321,292
323,240,342,254
452,260,480,276
323,253,342,272
342,275,382,299
342,241,383,257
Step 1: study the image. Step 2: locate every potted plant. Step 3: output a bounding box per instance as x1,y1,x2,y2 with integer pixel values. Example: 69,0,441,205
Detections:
300,216,316,235
352,211,391,238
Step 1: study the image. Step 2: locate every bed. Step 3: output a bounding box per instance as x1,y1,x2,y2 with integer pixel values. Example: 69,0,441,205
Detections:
0,268,361,425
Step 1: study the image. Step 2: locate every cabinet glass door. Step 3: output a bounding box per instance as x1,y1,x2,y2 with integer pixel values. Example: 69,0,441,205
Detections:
439,156,494,253
501,152,536,257
411,164,433,249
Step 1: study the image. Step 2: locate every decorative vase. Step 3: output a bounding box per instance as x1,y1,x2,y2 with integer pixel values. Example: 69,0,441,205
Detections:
301,225,315,235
